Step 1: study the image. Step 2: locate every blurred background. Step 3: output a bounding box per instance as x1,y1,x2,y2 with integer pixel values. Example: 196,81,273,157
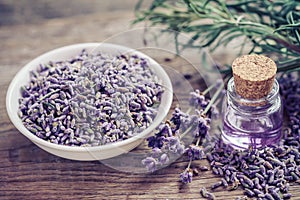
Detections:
0,0,155,68
0,0,139,26
0,0,236,67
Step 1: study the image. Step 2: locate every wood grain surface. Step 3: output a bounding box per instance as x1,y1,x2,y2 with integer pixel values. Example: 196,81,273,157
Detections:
1,5,299,200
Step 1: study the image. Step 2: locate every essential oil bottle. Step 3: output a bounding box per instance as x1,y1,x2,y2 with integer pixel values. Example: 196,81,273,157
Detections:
221,54,283,149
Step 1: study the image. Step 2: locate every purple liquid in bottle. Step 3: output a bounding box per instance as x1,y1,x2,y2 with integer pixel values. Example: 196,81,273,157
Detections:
222,78,283,150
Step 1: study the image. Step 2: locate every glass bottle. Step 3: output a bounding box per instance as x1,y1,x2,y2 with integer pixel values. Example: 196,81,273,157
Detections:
221,77,283,149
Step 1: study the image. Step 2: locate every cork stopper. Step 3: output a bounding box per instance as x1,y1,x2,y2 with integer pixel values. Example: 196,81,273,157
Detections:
232,54,277,100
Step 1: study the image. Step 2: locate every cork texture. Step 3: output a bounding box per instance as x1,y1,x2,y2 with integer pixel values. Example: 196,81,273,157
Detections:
232,54,277,99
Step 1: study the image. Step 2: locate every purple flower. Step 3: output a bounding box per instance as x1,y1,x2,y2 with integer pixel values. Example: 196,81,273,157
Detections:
142,157,158,172
180,170,193,184
147,124,173,148
197,117,210,137
164,136,185,155
165,136,180,146
159,153,169,165
176,143,185,155
187,145,205,160
147,135,164,148
151,147,162,158
189,90,208,108
180,115,193,129
170,107,187,130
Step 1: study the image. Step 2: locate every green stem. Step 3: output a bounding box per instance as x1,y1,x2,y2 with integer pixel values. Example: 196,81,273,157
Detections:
187,158,192,170
279,67,300,78
180,125,194,139
195,136,201,146
202,81,219,95
203,84,224,115
185,129,201,171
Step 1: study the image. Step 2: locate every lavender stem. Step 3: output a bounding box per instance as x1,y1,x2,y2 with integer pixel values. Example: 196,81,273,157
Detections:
203,84,223,115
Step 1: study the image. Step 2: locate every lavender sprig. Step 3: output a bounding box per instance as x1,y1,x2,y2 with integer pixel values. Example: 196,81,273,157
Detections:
142,80,223,179
179,85,223,184
180,169,193,184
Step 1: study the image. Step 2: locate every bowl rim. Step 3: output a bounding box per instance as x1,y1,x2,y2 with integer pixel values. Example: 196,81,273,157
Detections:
6,42,173,152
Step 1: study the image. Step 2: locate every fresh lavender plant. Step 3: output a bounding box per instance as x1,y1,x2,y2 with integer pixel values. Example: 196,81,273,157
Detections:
135,0,300,75
18,50,164,147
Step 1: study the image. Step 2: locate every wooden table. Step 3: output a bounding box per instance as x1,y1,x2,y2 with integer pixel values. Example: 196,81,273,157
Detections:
1,7,299,200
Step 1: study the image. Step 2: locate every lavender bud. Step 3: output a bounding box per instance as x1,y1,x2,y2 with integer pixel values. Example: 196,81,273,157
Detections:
211,181,222,190
159,153,169,165
180,170,193,184
142,157,158,172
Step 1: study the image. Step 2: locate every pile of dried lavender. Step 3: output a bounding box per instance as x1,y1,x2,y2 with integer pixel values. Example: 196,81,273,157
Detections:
143,72,300,200
201,74,299,200
18,50,164,147
205,73,299,200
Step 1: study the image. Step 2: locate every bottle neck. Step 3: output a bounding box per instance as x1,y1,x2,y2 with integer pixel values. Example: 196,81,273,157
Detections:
226,77,280,114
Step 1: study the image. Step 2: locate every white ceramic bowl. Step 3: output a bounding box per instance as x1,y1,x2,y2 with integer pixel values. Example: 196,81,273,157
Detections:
6,43,173,161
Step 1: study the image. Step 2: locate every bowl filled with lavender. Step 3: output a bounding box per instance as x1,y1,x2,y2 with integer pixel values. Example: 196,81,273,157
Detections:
6,43,173,161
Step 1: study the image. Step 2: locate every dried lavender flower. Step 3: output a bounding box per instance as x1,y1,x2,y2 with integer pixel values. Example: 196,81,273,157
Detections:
142,81,219,178
180,169,193,184
142,157,158,172
189,90,208,109
19,49,164,147
200,187,215,200
187,144,205,160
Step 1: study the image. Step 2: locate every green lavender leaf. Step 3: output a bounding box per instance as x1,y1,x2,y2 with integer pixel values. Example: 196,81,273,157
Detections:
134,0,300,75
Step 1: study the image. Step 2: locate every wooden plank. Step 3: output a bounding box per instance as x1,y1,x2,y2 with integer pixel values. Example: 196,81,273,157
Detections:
1,9,299,200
